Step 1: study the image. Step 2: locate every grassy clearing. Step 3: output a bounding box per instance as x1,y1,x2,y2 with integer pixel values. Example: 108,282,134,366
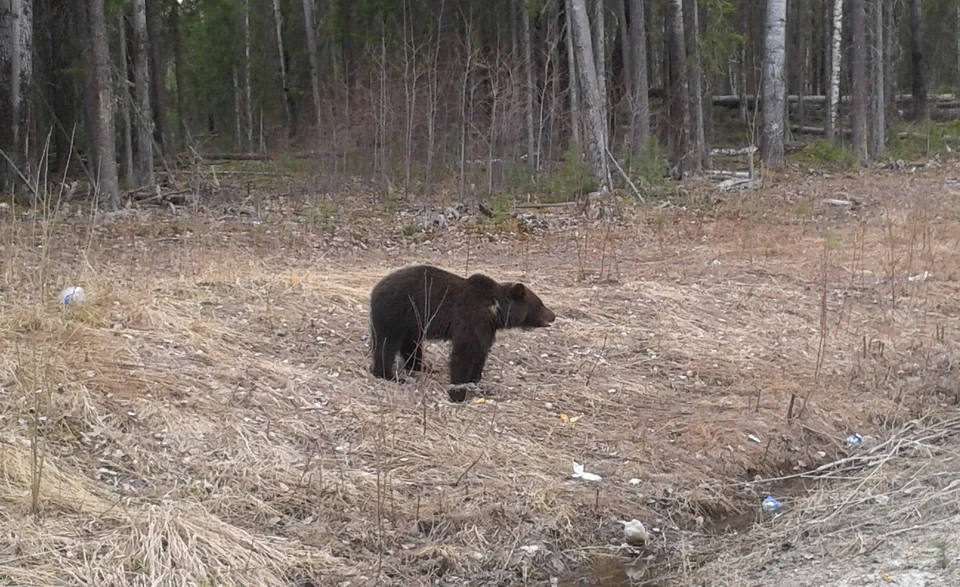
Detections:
2,164,960,585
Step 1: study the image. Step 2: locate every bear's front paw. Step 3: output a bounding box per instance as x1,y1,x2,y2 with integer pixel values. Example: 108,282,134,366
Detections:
447,382,480,403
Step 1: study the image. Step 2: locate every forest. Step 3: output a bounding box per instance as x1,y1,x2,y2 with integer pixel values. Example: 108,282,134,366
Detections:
2,0,960,586
1,0,959,202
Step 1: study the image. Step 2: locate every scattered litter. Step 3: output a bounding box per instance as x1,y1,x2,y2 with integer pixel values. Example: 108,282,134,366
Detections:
59,286,86,305
628,478,642,486
845,433,863,449
907,271,930,283
617,519,650,545
519,545,540,555
571,462,602,482
761,496,782,514
559,413,581,424
747,434,761,444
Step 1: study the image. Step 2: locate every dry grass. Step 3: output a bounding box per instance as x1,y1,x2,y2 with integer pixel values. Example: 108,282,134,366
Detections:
2,165,960,585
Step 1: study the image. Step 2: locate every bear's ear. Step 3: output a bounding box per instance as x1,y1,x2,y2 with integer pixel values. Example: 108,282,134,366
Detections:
508,283,526,300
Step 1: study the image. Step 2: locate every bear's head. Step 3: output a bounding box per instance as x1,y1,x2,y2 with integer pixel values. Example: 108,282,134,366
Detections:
502,283,556,329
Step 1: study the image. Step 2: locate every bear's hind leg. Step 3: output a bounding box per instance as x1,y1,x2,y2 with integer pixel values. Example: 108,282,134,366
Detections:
400,336,424,373
370,335,403,381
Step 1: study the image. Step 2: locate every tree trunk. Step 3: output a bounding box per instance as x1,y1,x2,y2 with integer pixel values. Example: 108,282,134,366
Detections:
665,0,688,179
233,66,242,150
563,0,581,147
522,0,536,172
88,0,120,207
761,0,787,167
49,0,76,178
272,0,295,139
0,0,34,193
243,0,253,151
568,0,611,189
72,0,100,184
117,11,135,186
592,0,608,142
687,0,706,171
627,0,649,154
170,0,187,149
869,0,884,157
616,0,633,97
145,0,167,158
908,0,926,121
303,0,323,144
825,0,843,141
851,0,868,161
132,0,155,187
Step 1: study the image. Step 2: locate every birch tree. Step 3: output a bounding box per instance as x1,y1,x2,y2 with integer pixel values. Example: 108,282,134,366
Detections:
687,0,706,171
665,0,688,178
568,0,611,190
825,0,843,141
761,0,787,167
851,0,868,161
592,0,608,141
869,0,884,158
133,0,156,187
521,0,536,172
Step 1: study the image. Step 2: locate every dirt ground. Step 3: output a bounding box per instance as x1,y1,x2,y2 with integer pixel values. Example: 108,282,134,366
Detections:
2,162,960,586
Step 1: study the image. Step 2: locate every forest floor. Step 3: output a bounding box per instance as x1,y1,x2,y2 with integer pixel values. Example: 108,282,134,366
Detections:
2,159,960,586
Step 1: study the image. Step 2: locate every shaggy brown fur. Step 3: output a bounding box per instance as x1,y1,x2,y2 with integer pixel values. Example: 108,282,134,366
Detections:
369,265,556,401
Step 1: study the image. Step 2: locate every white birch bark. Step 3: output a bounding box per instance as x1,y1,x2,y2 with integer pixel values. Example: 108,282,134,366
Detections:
826,0,843,141
761,0,787,166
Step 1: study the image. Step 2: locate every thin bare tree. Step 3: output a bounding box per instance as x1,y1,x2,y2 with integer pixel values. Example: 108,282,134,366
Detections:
908,0,926,120
521,0,537,172
303,0,324,144
869,0,884,158
761,0,787,167
133,0,156,187
563,0,582,147
272,0,295,138
117,11,135,184
243,0,253,150
145,0,167,158
687,0,706,171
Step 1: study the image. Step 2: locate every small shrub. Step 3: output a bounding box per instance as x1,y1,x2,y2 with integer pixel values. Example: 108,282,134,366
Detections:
794,141,858,169
540,146,599,202
490,192,515,226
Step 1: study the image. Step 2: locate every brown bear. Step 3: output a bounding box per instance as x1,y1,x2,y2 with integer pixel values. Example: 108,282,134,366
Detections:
368,264,556,401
